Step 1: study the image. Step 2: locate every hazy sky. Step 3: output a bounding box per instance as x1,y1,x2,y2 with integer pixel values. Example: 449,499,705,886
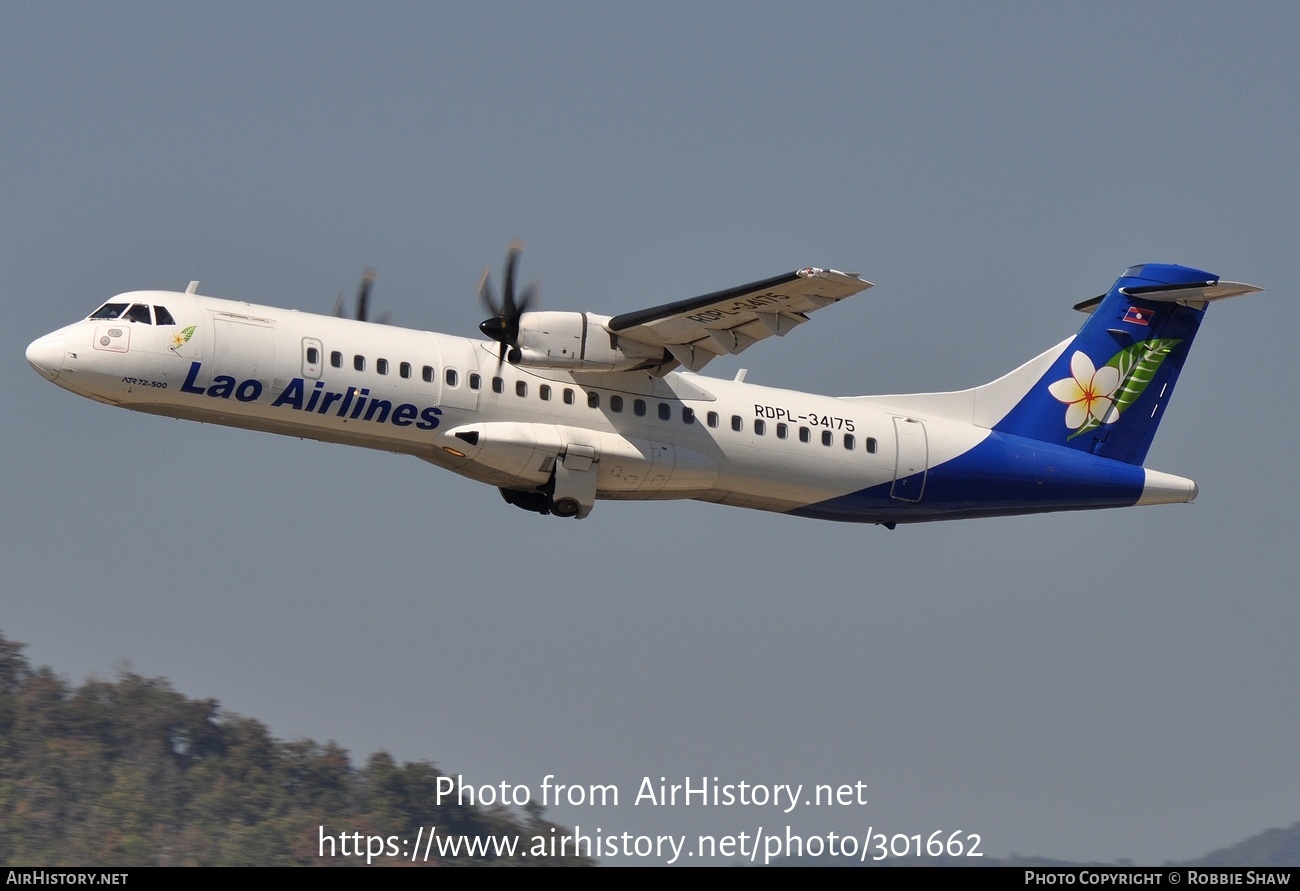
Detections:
4,2,1298,865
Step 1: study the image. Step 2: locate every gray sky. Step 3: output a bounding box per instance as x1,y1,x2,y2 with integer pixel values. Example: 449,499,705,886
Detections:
4,2,1298,865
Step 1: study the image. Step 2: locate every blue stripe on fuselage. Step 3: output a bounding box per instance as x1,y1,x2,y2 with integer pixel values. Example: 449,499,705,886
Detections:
787,431,1146,524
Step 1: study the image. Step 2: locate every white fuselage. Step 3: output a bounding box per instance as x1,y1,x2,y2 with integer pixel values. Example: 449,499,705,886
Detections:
26,287,1197,524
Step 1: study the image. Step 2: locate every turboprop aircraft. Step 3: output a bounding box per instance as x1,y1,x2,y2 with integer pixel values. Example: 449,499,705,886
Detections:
25,246,1260,526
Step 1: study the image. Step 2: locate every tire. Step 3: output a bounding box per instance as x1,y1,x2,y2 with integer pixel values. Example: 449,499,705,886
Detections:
551,497,580,518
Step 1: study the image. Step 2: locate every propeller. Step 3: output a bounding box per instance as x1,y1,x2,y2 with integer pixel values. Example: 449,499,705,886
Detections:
478,239,536,365
334,267,383,322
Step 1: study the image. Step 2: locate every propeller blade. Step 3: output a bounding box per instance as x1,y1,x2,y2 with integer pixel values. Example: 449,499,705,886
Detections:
516,282,536,315
355,267,377,322
503,239,521,318
478,266,497,316
477,240,537,368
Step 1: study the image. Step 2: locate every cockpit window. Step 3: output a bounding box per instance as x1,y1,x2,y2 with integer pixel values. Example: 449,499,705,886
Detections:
124,304,153,324
89,303,128,320
154,306,176,325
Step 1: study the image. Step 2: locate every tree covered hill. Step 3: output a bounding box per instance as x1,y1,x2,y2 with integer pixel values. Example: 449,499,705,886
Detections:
1180,823,1300,867
0,632,591,866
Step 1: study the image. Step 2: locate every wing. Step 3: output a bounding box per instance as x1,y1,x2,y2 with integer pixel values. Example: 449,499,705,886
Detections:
607,267,871,372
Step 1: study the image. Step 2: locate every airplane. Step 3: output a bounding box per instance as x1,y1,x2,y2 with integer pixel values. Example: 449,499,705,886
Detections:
25,246,1261,527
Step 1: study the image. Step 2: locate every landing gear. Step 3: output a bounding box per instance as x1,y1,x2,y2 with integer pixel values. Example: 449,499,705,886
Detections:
497,485,588,518
550,445,597,519
551,497,581,518
499,445,599,519
499,487,552,515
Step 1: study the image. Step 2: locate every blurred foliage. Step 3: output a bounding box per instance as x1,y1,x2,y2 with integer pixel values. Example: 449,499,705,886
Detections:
0,632,591,866
1179,824,1300,868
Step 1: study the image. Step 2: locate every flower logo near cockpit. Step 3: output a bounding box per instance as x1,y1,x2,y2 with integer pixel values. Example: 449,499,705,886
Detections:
1048,339,1182,439
169,326,196,353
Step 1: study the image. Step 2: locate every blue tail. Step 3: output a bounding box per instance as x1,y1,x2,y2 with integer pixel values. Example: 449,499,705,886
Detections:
994,264,1258,465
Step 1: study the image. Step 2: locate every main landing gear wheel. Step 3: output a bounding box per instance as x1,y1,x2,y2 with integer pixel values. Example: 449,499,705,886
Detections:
550,497,581,518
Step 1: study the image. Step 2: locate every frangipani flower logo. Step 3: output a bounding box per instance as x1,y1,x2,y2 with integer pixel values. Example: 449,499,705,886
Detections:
1049,352,1120,432
1048,339,1182,439
169,325,196,353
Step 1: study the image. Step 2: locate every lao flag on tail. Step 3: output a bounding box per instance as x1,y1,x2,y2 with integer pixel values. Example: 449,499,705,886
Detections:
1124,306,1152,325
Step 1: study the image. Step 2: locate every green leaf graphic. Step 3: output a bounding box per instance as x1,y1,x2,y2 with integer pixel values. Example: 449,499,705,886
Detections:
1070,416,1100,439
181,325,196,342
1105,338,1181,418
1065,338,1181,441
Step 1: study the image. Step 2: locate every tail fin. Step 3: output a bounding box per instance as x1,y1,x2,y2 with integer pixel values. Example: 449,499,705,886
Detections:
993,264,1260,465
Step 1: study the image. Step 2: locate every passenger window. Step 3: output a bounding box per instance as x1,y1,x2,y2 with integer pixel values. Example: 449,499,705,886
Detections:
682,407,695,424
731,415,742,432
799,427,810,443
377,358,389,375
515,381,527,397
331,351,343,368
125,304,152,324
400,362,411,379
492,377,504,394
776,423,788,439
658,403,671,420
422,366,434,383
866,437,878,454
469,373,481,390
445,368,458,387
634,399,647,417
563,388,575,405
610,395,623,412
844,434,855,450
354,355,365,372
587,392,600,408
306,347,320,365
540,385,551,401
754,419,766,435
153,306,176,325
708,412,719,428
822,430,833,446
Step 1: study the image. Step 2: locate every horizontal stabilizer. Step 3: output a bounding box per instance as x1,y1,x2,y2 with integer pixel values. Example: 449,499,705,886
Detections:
1075,280,1262,314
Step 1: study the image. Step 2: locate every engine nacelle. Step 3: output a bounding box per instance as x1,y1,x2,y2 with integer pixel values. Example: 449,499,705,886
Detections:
513,312,661,371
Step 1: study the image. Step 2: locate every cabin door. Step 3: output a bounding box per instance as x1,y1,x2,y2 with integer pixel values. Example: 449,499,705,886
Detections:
890,417,928,502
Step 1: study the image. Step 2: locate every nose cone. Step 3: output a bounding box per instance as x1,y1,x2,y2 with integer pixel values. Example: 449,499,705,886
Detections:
26,333,65,380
